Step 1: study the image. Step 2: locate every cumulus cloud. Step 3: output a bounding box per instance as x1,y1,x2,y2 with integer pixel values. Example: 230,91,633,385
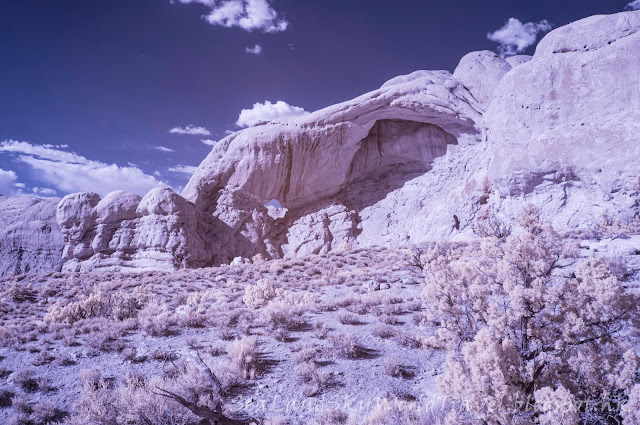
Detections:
201,139,218,146
168,165,198,175
236,100,308,127
0,140,165,197
0,168,18,196
627,0,640,10
245,44,263,55
487,18,552,57
169,125,211,136
155,146,175,152
31,187,57,197
174,0,288,32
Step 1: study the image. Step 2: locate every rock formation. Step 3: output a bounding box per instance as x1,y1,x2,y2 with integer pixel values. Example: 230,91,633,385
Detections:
1,10,639,274
484,11,640,227
56,188,215,272
0,196,63,276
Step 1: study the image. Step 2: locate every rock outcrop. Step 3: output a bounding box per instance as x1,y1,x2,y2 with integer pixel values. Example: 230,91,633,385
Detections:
0,196,64,276
182,69,484,259
483,11,640,229
2,10,639,275
452,50,512,109
57,188,215,272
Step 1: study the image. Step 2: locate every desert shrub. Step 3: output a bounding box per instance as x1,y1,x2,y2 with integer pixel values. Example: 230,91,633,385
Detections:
472,206,512,239
185,289,221,307
328,332,359,359
593,211,640,239
45,284,149,324
261,300,305,330
226,336,259,380
421,205,640,424
11,369,40,392
293,342,323,364
279,289,318,307
138,300,176,336
379,314,399,325
314,322,329,339
394,331,422,349
179,289,226,328
32,400,58,423
346,301,369,315
372,324,395,339
7,412,30,425
32,351,53,366
297,361,328,397
338,311,362,325
73,362,263,424
11,393,31,414
383,356,400,377
2,282,36,302
243,279,279,308
55,351,76,366
176,304,208,328
68,368,202,425
623,384,640,424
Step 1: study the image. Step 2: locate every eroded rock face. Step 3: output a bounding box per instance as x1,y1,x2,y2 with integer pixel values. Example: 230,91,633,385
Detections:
483,11,640,229
182,69,484,259
57,188,215,272
0,196,64,276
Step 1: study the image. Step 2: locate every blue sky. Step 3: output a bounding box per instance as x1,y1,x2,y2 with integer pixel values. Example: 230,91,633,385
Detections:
0,0,635,198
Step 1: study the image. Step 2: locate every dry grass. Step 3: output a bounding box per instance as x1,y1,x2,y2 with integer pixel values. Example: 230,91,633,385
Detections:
0,245,451,424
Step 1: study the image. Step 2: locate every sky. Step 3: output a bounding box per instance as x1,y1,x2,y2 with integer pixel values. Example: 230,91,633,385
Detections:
0,0,637,198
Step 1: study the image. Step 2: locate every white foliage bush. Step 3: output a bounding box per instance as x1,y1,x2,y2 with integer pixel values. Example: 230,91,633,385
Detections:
242,278,280,308
45,285,150,324
138,299,176,336
421,205,640,424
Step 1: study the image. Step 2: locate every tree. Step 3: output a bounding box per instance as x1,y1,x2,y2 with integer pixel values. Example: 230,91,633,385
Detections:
420,205,640,424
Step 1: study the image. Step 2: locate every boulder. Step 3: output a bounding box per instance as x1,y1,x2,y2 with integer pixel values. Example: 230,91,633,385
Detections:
452,50,513,108
504,55,532,67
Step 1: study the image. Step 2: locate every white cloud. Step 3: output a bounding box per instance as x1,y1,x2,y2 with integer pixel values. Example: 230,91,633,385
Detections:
487,18,552,57
245,44,263,55
175,0,288,32
155,146,175,153
201,139,218,146
32,187,57,197
627,0,640,10
236,100,308,127
0,140,165,197
0,168,18,196
0,140,88,164
169,125,211,136
169,165,198,175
